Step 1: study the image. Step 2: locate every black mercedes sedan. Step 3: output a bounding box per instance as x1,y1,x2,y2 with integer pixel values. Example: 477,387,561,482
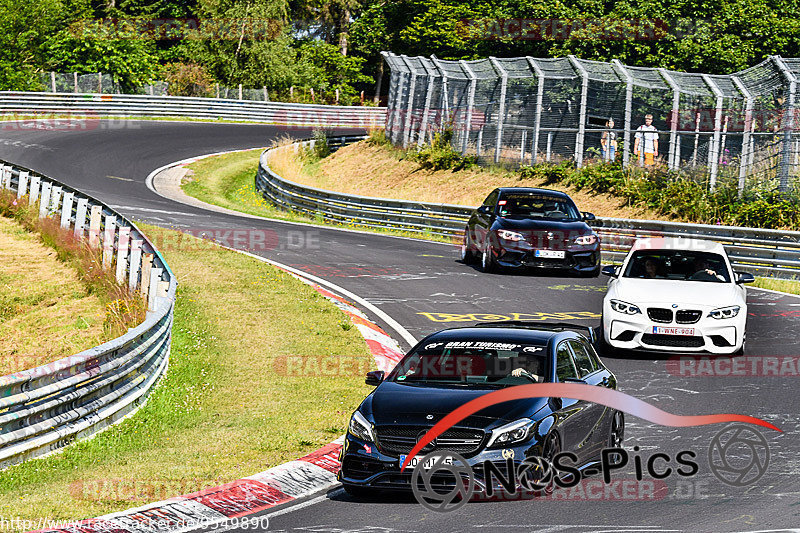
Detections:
338,323,622,497
461,187,600,276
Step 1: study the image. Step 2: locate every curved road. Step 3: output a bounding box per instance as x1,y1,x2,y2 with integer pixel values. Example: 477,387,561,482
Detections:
2,121,799,532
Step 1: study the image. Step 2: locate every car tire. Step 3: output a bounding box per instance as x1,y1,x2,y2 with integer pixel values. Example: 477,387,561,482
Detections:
579,264,601,278
480,240,496,273
342,483,377,499
597,314,617,357
609,410,625,448
541,433,562,493
460,229,476,264
734,335,746,356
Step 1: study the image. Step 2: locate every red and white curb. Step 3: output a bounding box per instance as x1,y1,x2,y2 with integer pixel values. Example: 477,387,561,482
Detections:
33,257,408,533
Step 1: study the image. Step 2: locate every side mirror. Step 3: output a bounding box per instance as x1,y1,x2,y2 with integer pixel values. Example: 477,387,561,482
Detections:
582,212,596,221
601,265,618,278
477,205,491,216
736,271,755,284
365,370,385,386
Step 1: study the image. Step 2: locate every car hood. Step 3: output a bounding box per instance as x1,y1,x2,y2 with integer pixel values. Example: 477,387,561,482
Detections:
366,381,549,428
494,217,591,234
613,278,743,307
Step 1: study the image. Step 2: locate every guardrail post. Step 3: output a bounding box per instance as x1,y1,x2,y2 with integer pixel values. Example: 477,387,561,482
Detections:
489,57,508,164
88,205,102,248
658,68,681,171
773,56,797,192
129,239,142,291
60,192,74,228
568,56,589,168
611,60,633,168
38,182,52,218
702,75,724,191
459,60,477,155
29,175,40,204
527,58,545,165
74,198,88,238
140,252,153,299
102,214,116,268
49,185,62,216
148,267,162,311
17,171,28,198
116,227,130,284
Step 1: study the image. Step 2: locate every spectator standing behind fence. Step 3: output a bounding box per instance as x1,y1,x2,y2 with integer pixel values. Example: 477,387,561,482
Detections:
634,114,659,166
600,118,617,162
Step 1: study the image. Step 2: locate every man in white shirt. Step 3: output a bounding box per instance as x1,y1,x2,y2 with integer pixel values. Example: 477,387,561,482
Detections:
634,114,659,166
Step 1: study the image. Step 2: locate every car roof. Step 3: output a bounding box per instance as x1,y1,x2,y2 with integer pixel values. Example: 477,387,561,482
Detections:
630,237,726,254
497,187,571,199
421,325,582,346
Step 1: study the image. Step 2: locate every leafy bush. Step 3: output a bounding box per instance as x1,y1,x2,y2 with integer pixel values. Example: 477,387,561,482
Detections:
160,63,214,97
311,128,331,159
411,129,478,171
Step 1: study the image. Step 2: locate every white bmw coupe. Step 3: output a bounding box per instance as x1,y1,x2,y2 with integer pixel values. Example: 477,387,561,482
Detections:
601,237,754,354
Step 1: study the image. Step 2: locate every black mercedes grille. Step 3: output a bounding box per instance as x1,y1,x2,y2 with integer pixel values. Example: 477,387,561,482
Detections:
375,426,485,457
641,334,704,348
675,310,702,324
647,308,673,323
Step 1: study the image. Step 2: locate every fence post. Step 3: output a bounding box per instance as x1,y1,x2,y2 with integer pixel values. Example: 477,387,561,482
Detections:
74,72,78,93
129,239,143,291
568,56,589,168
489,57,508,164
74,198,88,238
611,60,633,168
38,182,52,218
29,175,41,204
17,171,28,198
264,86,269,101
730,77,753,197
431,56,449,125
527,58,545,166
417,58,436,147
658,68,681,171
116,227,131,284
98,73,102,94
382,53,402,143
102,214,116,269
773,56,797,192
88,205,102,248
702,75,724,191
51,72,57,93
400,55,419,149
238,84,243,100
459,60,477,155
60,192,74,228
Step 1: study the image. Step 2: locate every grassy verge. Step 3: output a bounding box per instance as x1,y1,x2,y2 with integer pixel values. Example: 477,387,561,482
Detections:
179,145,455,243
753,277,800,295
0,223,374,527
0,214,107,374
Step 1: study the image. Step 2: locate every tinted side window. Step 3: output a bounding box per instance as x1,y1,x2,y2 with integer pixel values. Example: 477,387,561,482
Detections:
482,190,499,207
569,340,597,378
556,342,578,381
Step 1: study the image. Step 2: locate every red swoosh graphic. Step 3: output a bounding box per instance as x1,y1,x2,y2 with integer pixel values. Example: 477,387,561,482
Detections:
399,383,781,472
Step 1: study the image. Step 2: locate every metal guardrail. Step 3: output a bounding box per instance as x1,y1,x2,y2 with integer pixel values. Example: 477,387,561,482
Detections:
256,137,800,279
0,92,386,128
0,160,176,469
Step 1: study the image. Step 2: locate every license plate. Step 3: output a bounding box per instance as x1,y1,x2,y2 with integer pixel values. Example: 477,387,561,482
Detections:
534,249,565,259
653,326,695,336
399,454,454,470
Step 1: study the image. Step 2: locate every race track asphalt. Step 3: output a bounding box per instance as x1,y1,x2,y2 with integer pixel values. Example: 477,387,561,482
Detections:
2,121,798,532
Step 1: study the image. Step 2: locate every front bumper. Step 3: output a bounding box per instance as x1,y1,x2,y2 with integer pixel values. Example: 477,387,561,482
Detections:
603,303,746,354
338,433,546,494
494,241,600,272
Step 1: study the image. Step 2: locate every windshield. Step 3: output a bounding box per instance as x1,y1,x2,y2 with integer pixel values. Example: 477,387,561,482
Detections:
497,193,581,221
623,250,731,283
387,339,550,387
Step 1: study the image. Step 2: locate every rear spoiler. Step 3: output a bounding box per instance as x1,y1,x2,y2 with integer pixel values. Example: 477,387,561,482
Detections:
476,321,597,344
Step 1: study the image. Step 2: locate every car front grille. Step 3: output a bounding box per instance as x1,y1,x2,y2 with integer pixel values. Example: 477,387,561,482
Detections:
647,308,673,323
641,334,704,348
675,310,702,324
375,426,485,457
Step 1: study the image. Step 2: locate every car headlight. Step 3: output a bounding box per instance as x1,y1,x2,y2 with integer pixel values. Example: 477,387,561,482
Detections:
487,418,536,448
574,234,598,245
348,411,375,442
708,305,741,319
610,299,642,315
497,230,524,242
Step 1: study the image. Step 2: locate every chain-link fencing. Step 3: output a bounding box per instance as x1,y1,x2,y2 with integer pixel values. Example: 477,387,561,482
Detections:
383,52,800,193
